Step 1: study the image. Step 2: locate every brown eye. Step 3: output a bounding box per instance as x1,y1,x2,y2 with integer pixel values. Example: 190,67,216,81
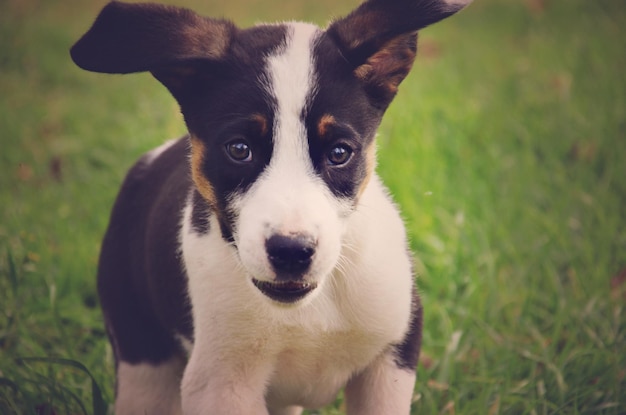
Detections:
327,144,353,166
226,140,252,162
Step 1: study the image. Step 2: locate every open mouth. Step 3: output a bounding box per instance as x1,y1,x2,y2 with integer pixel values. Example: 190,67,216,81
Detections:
252,279,317,303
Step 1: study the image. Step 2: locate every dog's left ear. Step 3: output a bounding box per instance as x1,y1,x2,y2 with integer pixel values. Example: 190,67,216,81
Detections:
328,0,472,105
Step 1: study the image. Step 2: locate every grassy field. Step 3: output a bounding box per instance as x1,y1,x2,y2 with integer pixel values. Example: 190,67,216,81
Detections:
1,0,624,413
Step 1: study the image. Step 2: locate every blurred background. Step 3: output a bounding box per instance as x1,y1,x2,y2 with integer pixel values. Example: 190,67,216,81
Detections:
1,0,624,413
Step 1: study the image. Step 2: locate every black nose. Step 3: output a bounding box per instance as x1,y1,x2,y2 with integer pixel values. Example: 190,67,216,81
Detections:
266,234,316,277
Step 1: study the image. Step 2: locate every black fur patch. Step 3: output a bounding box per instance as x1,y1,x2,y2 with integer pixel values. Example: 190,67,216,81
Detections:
98,138,194,364
393,288,423,371
190,189,211,235
305,33,386,201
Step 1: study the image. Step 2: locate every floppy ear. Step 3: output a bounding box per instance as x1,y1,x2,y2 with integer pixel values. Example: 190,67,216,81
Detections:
70,1,236,93
328,0,472,103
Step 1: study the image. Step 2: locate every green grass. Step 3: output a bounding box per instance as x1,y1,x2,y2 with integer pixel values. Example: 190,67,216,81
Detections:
1,0,624,413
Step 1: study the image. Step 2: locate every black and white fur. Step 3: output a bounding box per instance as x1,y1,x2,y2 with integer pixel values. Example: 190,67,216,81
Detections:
71,0,471,413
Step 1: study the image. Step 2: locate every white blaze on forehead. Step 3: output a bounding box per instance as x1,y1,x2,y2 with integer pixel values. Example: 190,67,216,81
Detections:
265,22,320,168
233,23,345,286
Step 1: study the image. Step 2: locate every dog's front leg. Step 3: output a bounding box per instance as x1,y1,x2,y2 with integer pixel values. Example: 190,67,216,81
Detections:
181,346,272,415
344,352,416,415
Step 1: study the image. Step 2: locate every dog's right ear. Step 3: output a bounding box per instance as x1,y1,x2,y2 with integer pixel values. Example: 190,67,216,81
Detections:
70,1,235,94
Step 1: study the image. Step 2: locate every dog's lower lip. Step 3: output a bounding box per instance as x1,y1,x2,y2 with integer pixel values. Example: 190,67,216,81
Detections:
252,279,317,303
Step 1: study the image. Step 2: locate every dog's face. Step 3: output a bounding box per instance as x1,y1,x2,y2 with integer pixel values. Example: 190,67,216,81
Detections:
183,23,388,304
71,0,472,304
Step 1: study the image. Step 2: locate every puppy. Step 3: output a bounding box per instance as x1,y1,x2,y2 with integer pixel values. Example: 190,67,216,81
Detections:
71,0,471,413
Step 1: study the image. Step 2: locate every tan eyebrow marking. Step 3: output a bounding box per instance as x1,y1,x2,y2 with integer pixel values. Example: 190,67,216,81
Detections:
251,113,270,136
189,135,217,210
317,114,337,138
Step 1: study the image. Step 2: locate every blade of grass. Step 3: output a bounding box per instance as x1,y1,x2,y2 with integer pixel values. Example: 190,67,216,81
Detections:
6,249,18,296
16,357,107,415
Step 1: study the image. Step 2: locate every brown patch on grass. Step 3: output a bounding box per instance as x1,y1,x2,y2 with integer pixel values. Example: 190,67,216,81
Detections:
611,268,626,300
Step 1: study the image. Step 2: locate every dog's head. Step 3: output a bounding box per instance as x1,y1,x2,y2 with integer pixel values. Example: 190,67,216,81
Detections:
72,0,471,304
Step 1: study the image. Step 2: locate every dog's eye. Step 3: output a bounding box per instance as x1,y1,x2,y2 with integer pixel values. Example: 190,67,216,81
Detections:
327,144,353,166
226,140,252,163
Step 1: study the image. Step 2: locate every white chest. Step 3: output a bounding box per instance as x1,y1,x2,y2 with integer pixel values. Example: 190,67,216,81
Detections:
264,325,392,408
